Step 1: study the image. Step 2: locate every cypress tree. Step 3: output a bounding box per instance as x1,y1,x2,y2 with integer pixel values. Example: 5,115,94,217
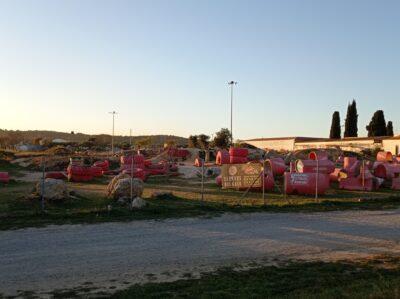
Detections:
329,111,341,139
344,100,358,137
386,121,394,137
366,110,387,137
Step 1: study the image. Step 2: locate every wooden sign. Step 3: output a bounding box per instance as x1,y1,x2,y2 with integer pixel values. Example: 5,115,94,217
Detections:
221,162,263,189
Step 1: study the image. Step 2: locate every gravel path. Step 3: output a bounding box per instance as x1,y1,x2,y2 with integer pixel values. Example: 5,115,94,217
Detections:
1,209,400,296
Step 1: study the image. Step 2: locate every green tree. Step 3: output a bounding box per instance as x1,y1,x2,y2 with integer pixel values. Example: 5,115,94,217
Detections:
344,100,358,137
329,111,341,139
188,135,198,148
366,110,387,137
386,121,394,137
198,134,210,149
213,128,232,148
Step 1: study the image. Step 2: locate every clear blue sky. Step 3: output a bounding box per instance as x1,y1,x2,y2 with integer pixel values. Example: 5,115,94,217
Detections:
1,0,399,139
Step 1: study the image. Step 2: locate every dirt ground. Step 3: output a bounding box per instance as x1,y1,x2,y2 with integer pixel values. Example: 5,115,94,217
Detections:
1,209,400,297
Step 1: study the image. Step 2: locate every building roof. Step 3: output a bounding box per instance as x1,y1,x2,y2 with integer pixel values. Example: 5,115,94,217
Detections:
245,137,328,142
295,136,386,144
245,136,395,143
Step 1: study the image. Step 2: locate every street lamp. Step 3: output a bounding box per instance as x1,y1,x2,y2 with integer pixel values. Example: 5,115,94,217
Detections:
228,81,237,144
109,111,117,154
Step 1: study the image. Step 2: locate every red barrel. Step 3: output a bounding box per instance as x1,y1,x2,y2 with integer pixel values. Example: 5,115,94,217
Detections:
122,168,146,181
216,150,230,165
265,158,286,176
284,172,330,195
229,147,248,157
308,151,328,161
93,160,109,171
230,156,248,164
90,166,103,177
295,159,335,174
121,155,145,167
67,165,94,182
0,172,10,183
45,172,66,180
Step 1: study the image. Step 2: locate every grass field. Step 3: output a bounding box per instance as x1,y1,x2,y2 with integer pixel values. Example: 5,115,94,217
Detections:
1,170,400,230
111,256,400,299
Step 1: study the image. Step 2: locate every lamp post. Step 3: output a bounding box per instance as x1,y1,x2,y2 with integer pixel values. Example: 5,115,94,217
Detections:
109,111,117,155
228,81,237,144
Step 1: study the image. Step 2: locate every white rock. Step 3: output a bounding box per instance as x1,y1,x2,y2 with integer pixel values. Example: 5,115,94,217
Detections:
35,178,68,200
107,174,144,200
131,197,147,209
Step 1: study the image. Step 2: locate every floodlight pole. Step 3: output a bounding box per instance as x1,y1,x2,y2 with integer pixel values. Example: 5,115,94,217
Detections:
109,111,117,155
228,81,237,144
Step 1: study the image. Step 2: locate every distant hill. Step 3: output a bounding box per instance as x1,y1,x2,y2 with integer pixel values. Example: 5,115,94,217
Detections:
0,129,187,147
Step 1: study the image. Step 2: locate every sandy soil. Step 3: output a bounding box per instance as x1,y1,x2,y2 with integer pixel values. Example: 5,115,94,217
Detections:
1,209,400,297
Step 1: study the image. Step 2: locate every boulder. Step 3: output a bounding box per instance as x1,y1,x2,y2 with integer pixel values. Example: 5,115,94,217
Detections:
107,174,144,200
35,178,68,200
131,197,147,209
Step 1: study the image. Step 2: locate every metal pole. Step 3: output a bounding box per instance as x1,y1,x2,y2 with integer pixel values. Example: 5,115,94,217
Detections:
109,111,117,155
228,81,237,144
112,113,115,154
315,158,319,202
362,160,365,190
201,159,205,202
41,156,45,212
130,129,132,147
262,160,266,205
130,151,134,202
230,83,233,143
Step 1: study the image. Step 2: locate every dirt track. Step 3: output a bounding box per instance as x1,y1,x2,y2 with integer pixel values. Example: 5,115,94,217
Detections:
1,209,400,296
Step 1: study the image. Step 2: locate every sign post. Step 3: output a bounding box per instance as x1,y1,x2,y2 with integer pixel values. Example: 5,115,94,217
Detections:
315,158,319,202
262,160,266,205
201,159,205,202
41,156,45,212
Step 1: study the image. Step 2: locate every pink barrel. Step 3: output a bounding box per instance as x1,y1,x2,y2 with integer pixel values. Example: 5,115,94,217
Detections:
392,177,400,190
295,159,335,174
377,151,393,162
216,150,230,165
265,158,286,176
0,172,10,183
374,163,400,179
284,172,330,195
308,151,328,161
230,156,248,164
229,147,248,158
216,175,222,186
344,157,358,170
194,158,203,167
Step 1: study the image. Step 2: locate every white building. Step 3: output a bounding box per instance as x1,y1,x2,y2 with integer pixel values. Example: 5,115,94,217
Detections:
245,136,400,155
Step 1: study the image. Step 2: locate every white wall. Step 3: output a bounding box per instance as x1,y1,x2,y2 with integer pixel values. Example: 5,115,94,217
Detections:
246,139,295,151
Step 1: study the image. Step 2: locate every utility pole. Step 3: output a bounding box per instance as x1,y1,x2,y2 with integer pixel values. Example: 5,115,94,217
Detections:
228,81,237,144
109,111,117,155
